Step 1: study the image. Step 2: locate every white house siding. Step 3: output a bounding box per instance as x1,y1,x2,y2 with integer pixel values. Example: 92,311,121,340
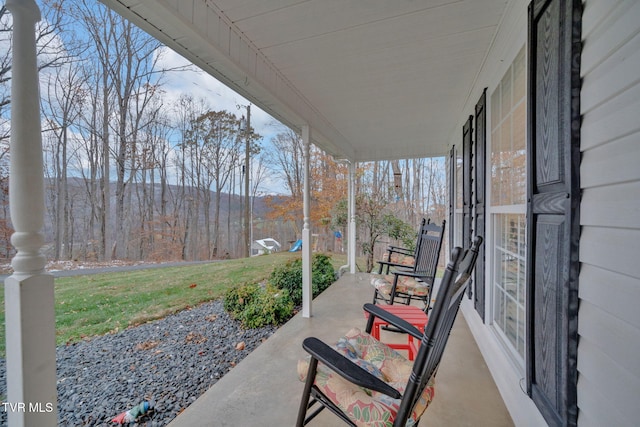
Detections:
578,0,640,426
459,0,640,426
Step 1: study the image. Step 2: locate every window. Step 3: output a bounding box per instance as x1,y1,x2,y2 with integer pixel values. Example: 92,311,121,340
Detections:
493,214,526,358
490,46,527,364
454,150,463,247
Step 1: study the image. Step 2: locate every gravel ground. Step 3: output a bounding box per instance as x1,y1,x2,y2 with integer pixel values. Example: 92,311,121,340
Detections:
0,300,277,426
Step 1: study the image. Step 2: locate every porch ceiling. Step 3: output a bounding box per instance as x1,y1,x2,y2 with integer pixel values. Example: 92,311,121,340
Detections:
100,0,507,162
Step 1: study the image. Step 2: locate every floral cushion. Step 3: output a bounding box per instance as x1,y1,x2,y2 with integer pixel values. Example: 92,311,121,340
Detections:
382,252,414,267
370,275,430,297
298,328,435,427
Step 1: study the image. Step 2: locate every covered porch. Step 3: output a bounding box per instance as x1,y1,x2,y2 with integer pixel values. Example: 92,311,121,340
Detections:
8,0,640,425
168,272,513,426
3,1,568,425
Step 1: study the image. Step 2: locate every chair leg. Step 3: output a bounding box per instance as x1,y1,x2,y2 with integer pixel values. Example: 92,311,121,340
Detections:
389,276,399,305
422,288,433,313
296,357,319,427
365,310,376,334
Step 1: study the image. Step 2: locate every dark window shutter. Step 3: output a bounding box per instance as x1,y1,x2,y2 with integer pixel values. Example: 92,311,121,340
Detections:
526,1,581,426
474,89,487,320
462,115,473,298
448,146,456,253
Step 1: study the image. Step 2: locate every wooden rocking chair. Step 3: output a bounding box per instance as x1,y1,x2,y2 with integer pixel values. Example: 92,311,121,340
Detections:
377,218,424,274
368,236,483,360
371,219,445,308
296,236,482,427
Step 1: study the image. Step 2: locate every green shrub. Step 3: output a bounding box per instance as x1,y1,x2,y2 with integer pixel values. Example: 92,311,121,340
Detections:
223,282,260,318
224,283,294,328
237,284,294,328
270,257,303,304
312,253,336,294
270,253,336,305
224,254,337,327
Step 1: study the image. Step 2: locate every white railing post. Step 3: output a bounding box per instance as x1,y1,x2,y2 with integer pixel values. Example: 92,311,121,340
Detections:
348,162,357,274
4,1,58,425
301,125,312,318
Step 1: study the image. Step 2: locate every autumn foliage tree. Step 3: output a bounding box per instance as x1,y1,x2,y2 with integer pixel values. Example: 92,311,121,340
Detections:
265,126,347,250
332,190,415,273
264,125,445,265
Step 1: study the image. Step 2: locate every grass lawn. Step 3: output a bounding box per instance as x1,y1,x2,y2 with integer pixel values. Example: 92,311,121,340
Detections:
0,252,354,356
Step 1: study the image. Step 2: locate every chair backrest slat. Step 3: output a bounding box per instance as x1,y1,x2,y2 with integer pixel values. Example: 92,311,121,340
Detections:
412,219,445,278
411,218,428,258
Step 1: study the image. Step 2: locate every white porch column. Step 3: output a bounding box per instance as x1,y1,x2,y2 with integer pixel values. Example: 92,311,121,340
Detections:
301,125,312,318
4,1,58,426
348,162,357,274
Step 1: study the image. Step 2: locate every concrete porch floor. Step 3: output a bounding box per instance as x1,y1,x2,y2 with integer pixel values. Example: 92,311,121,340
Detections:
168,272,513,426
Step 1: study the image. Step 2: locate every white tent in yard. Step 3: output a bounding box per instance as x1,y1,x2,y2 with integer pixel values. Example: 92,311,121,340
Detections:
251,238,281,256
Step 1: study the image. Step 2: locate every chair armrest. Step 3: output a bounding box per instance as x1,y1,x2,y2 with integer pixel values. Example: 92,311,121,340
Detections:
386,245,413,255
376,260,413,269
363,303,423,340
302,337,402,399
393,270,435,281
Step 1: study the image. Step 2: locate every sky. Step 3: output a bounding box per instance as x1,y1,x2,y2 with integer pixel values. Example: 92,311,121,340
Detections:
156,47,276,133
21,0,290,196
155,47,289,195
0,0,290,195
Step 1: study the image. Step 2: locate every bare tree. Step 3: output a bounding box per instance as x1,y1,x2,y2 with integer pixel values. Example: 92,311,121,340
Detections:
109,22,163,258
173,95,209,260
0,1,78,252
0,0,75,144
269,125,305,199
265,125,305,236
71,1,119,260
144,103,175,260
42,59,88,260
184,110,251,259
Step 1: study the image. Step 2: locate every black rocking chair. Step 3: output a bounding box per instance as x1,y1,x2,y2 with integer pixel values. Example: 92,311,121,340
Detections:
377,218,425,274
371,219,445,308
296,236,483,427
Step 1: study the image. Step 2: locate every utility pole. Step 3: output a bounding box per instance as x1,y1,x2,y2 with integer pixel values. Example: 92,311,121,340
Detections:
242,105,251,258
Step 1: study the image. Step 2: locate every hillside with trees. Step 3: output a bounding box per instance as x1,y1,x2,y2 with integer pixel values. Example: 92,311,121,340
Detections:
0,0,447,266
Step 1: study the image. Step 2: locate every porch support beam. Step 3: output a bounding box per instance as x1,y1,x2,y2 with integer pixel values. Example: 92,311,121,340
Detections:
301,125,312,318
348,162,357,274
4,1,58,426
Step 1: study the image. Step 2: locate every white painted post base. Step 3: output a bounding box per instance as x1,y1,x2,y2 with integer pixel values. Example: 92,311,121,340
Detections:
348,162,357,274
301,227,312,318
301,125,312,318
4,274,57,426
